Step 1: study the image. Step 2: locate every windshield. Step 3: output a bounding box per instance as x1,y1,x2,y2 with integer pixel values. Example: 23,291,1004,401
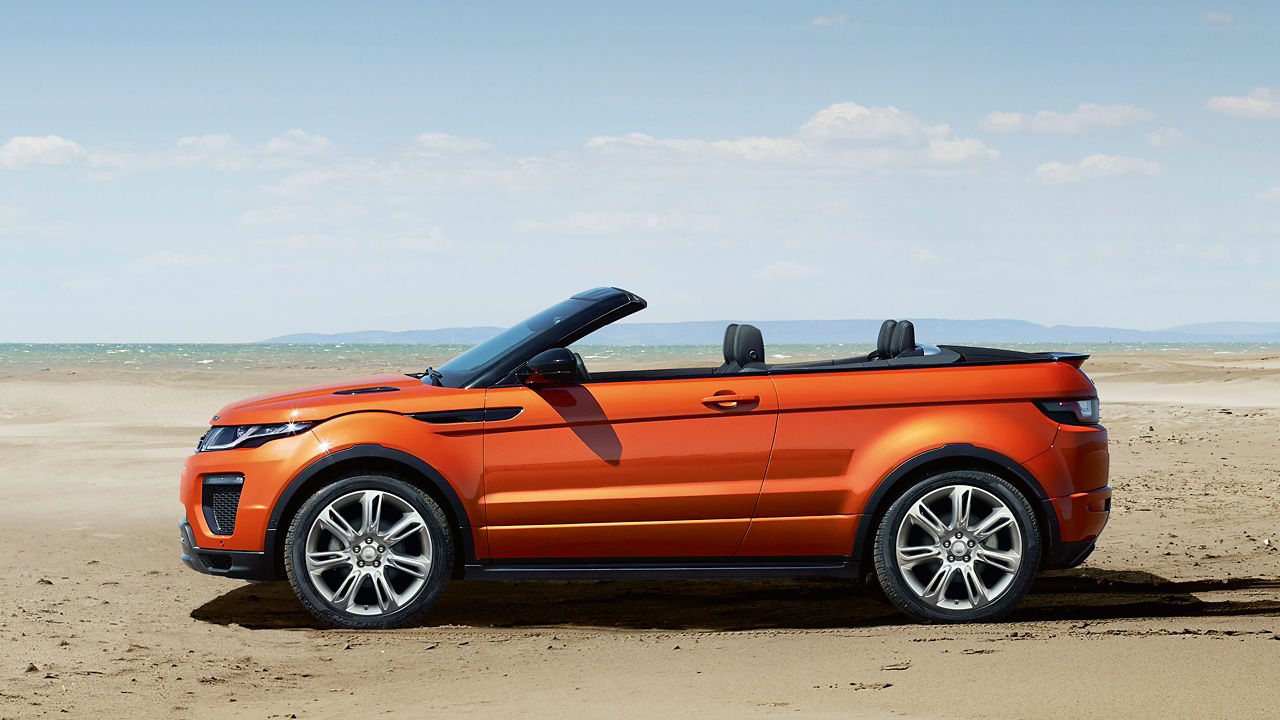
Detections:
435,298,594,385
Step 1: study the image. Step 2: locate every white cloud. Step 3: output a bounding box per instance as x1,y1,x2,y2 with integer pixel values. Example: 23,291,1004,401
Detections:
517,211,721,234
756,259,822,278
0,205,29,223
586,102,996,171
1206,88,1280,119
408,133,494,156
911,247,954,263
977,111,1024,133
265,129,333,155
60,130,340,173
328,204,368,222
176,133,235,151
269,169,339,195
4,107,994,192
1254,187,1280,202
85,149,153,172
1205,12,1232,23
1146,127,1188,147
708,136,811,160
928,137,999,163
173,132,336,170
800,102,950,143
240,203,367,225
129,251,226,273
979,103,1153,133
811,15,846,26
168,134,255,170
1172,242,1230,262
0,205,69,238
1034,154,1161,183
0,135,85,168
240,206,305,225
584,132,811,163
391,226,452,252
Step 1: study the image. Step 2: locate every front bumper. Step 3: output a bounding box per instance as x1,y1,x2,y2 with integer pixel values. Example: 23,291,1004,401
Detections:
179,517,275,580
180,429,328,553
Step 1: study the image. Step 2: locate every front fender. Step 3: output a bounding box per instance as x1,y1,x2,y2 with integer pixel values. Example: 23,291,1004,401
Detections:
263,411,485,566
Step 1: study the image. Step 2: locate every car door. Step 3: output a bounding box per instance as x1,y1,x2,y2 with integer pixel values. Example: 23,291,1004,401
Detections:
481,375,779,559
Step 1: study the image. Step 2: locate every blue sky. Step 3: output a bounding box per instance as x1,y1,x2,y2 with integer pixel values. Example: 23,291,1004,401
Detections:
2,1,1278,341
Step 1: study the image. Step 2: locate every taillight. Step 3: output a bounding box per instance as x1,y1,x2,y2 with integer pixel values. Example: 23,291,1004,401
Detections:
1037,398,1100,425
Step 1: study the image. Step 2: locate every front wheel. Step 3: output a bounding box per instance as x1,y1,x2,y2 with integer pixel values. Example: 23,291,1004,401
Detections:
873,470,1040,623
284,473,454,629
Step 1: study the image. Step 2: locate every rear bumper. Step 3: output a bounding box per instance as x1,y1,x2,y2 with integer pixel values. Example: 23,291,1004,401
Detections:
1044,539,1097,570
1023,422,1110,538
1050,483,1111,543
179,518,275,580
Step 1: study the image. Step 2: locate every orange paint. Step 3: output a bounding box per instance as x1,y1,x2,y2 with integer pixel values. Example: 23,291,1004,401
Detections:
180,358,1108,563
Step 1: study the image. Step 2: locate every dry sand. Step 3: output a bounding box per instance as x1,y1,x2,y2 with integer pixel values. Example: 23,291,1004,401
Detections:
2,352,1279,719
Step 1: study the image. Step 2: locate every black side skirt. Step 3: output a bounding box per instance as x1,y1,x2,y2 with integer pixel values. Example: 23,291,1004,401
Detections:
462,557,859,581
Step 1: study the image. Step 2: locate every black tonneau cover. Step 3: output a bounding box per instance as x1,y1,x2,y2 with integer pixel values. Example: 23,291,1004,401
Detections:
940,346,1090,367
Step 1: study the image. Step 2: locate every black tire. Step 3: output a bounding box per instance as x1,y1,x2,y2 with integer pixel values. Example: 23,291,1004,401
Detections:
873,470,1040,623
284,472,454,629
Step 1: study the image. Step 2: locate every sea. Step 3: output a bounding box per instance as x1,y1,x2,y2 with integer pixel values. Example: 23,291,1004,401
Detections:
0,342,1275,373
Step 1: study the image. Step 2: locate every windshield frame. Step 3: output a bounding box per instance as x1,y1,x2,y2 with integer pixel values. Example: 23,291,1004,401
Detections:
432,287,646,388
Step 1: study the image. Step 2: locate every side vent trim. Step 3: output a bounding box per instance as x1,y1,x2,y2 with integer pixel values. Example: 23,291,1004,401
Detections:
408,407,524,424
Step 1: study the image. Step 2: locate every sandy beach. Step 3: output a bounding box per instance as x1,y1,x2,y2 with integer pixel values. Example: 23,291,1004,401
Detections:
2,351,1279,719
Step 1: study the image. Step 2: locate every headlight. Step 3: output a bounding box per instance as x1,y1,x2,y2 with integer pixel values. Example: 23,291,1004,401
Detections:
197,422,313,452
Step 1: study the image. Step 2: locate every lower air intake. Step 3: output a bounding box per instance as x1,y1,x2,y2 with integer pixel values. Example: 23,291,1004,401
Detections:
201,475,244,535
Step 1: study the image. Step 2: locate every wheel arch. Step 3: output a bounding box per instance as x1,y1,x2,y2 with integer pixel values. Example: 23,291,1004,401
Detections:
264,444,473,579
852,444,1060,578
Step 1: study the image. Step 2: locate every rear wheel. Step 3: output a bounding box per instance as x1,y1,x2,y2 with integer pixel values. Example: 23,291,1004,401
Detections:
873,470,1040,623
284,473,453,629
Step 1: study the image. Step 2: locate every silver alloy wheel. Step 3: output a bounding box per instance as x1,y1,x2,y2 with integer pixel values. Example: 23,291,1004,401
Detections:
304,489,433,617
893,484,1023,611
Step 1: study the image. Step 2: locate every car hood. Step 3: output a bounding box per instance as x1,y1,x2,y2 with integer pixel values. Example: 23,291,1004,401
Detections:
210,374,477,426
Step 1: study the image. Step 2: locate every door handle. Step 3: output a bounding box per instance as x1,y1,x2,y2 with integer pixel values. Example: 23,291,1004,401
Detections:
701,393,759,408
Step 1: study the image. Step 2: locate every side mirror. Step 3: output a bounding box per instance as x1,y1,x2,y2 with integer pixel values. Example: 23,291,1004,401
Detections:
517,348,579,386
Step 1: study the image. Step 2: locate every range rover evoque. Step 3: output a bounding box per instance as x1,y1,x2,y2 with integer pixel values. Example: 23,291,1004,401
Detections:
180,287,1110,628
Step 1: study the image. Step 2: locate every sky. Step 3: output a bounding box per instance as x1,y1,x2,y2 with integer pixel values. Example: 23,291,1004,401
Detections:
1,1,1278,342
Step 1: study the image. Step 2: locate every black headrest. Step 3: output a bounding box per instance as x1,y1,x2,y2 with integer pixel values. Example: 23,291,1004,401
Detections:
889,320,915,358
722,324,740,364
732,324,765,367
876,320,897,358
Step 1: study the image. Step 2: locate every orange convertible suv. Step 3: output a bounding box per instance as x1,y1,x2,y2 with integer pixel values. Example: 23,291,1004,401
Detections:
180,287,1110,628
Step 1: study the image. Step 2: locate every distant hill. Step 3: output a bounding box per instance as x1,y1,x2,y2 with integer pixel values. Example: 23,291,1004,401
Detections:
262,319,1280,345
1162,322,1280,336
265,327,505,344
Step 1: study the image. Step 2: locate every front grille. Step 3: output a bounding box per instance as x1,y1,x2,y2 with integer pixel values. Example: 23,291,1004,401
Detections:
201,475,244,535
210,487,241,533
